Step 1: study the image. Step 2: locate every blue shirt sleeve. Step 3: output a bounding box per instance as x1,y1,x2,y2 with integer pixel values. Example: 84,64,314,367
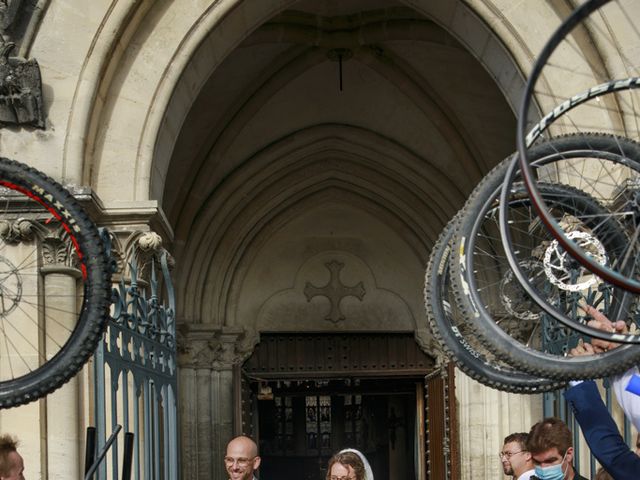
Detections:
564,380,640,480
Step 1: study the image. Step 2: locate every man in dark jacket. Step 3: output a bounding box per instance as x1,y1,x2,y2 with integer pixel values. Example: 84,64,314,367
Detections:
564,380,640,480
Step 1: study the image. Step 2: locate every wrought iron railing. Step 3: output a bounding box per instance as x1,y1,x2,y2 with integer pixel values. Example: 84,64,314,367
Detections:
92,248,178,479
542,312,636,478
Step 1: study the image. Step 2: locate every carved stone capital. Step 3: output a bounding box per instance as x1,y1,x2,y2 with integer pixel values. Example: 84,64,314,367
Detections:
177,324,257,370
0,217,46,243
0,218,81,269
41,236,76,267
105,229,174,282
137,231,163,252
133,231,174,276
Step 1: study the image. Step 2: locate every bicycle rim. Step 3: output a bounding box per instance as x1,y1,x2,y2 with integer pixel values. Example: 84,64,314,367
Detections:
0,158,111,408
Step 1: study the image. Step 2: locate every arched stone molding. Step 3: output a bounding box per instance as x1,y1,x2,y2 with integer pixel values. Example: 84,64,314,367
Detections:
165,41,489,217
174,122,465,249
187,185,431,326
175,125,461,324
53,0,563,202
163,54,513,249
161,10,497,218
63,0,157,183
145,0,632,207
150,0,524,209
85,0,299,200
0,1,631,195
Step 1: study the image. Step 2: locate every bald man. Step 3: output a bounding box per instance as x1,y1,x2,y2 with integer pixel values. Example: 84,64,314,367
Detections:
224,435,261,480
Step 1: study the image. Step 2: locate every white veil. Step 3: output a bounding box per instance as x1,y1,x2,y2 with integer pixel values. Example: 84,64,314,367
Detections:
339,448,374,480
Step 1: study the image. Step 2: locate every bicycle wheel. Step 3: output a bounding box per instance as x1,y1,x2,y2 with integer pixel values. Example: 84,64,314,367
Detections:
516,0,640,292
452,154,640,380
500,134,640,344
425,219,563,393
0,157,111,408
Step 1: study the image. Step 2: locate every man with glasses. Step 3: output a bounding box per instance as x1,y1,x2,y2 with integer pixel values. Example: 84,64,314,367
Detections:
224,435,261,480
500,432,535,480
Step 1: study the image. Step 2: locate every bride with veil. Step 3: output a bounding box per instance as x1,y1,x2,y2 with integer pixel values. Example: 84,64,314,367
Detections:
325,448,373,480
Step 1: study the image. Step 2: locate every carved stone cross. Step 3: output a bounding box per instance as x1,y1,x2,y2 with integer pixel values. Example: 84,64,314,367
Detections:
304,260,365,323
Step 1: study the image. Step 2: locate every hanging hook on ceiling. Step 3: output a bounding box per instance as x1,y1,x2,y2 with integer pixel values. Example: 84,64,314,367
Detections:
326,48,353,92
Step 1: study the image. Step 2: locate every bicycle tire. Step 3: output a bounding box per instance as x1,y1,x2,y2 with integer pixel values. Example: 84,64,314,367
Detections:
0,157,111,408
425,219,563,393
500,133,640,344
515,0,640,292
452,153,640,380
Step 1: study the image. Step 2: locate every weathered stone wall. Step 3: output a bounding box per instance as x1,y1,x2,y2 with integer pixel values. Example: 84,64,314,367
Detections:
0,1,638,478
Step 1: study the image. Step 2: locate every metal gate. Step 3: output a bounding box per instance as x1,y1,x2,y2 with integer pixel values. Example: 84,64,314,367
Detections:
92,242,178,479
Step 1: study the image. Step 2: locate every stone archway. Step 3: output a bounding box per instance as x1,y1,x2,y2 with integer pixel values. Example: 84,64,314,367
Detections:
162,2,523,479
0,1,638,479
52,1,628,479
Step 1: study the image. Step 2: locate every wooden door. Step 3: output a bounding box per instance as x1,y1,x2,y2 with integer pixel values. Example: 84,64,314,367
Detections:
424,363,459,479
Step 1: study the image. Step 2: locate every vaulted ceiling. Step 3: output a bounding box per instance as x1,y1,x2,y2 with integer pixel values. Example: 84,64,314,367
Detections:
160,0,518,321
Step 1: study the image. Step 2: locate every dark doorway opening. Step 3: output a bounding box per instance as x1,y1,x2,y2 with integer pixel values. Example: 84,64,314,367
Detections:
238,333,455,478
256,377,418,480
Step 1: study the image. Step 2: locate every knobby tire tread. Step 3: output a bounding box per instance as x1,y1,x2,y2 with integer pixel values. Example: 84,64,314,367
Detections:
451,137,640,380
425,219,563,393
0,157,111,408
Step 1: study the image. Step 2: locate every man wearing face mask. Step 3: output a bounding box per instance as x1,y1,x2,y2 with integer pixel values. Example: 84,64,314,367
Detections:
526,418,587,480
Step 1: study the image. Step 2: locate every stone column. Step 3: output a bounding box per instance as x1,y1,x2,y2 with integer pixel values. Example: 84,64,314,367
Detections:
41,252,83,478
455,370,543,480
40,237,82,480
178,324,254,480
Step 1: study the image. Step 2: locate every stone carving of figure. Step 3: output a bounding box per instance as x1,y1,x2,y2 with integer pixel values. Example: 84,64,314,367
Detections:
0,34,44,127
0,0,23,32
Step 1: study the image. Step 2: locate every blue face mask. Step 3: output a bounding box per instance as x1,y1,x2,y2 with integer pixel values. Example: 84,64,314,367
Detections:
534,452,568,480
